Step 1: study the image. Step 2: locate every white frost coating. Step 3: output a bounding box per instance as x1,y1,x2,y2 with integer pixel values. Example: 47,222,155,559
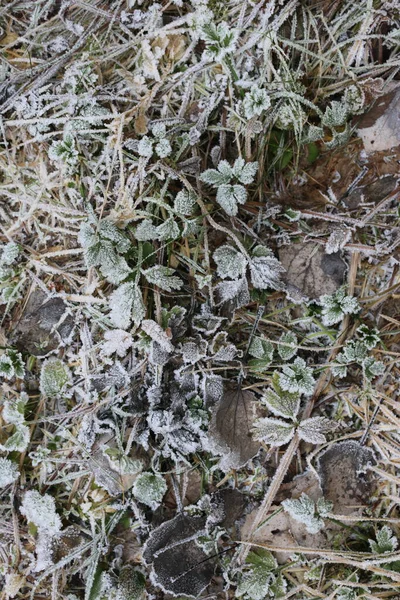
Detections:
101,329,133,358
0,457,19,487
20,490,62,534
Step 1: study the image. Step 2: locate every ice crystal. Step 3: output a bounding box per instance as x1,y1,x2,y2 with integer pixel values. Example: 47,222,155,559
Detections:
20,490,62,535
282,493,333,534
132,472,167,509
319,288,360,326
0,457,19,487
243,85,271,119
40,359,71,397
279,358,315,396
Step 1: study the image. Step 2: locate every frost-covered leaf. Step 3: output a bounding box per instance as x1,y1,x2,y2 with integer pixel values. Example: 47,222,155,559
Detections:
279,358,315,396
0,350,25,380
109,281,145,329
142,266,183,292
132,472,167,509
20,490,62,535
357,325,380,350
214,277,250,308
261,373,300,420
0,457,19,487
137,135,153,157
320,288,360,326
40,359,71,397
322,101,348,128
155,217,180,241
2,393,28,424
0,424,30,453
200,161,232,186
362,356,385,381
0,242,20,266
369,526,398,554
249,336,274,360
216,183,247,215
282,493,332,534
174,189,197,216
142,319,174,352
298,416,335,444
213,245,247,280
192,306,224,335
277,331,298,361
201,22,237,61
243,86,271,120
253,417,295,447
101,329,133,358
134,219,158,241
249,246,284,290
231,157,258,184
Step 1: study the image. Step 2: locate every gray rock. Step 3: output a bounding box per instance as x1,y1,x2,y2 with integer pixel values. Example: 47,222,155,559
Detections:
356,88,400,152
279,242,346,300
11,290,74,356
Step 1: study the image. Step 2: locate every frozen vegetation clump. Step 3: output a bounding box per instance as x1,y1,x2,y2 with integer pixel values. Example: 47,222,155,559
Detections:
0,0,399,598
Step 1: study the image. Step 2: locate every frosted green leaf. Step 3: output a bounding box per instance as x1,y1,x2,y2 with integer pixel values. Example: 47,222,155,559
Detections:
243,85,271,120
262,374,300,420
40,359,71,397
0,424,30,452
282,493,333,534
216,183,247,215
357,325,380,350
48,134,78,170
155,217,180,241
117,565,146,600
362,356,385,381
0,242,20,266
109,281,145,329
279,357,315,396
298,416,335,444
249,246,284,290
132,472,167,509
231,157,258,184
142,319,174,352
20,490,62,534
3,393,28,424
155,138,172,158
249,336,274,361
237,566,272,600
320,288,359,326
99,249,131,285
278,331,298,361
174,190,197,216
0,457,19,487
138,135,153,157
142,266,183,292
213,245,247,280
200,162,232,186
322,101,348,128
0,351,25,380
369,526,398,554
253,417,295,447
134,219,158,241
202,22,237,61
98,221,131,251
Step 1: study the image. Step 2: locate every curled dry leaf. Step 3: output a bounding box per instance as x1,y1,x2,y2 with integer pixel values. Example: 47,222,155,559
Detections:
207,388,261,471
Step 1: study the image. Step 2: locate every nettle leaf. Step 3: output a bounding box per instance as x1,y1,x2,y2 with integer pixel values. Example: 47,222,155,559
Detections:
216,184,247,216
213,245,247,280
109,281,145,329
249,246,284,290
200,162,232,186
278,331,298,361
248,337,274,373
282,493,333,534
142,266,183,292
369,526,398,554
262,373,300,420
214,277,250,308
237,565,273,600
40,359,71,397
253,417,295,447
298,416,335,444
